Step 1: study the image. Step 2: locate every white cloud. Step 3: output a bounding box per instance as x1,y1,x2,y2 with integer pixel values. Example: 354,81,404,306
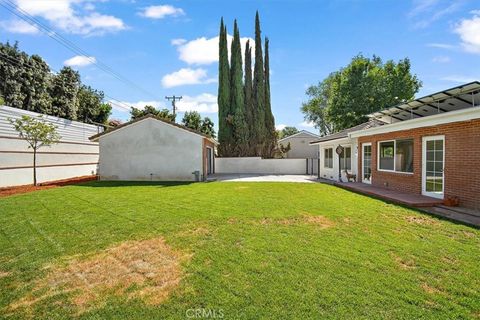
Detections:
139,5,185,19
0,19,39,34
426,43,456,49
408,0,461,29
432,55,450,63
299,121,315,128
440,75,478,83
454,11,480,54
14,0,126,36
176,93,218,113
171,38,187,46
275,124,287,130
173,34,255,65
161,68,216,88
64,55,96,67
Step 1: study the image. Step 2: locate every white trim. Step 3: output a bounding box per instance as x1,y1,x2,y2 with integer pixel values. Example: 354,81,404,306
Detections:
377,140,395,172
278,130,321,142
91,117,206,141
339,144,353,172
350,106,480,138
362,143,372,184
377,139,415,175
323,146,334,169
422,135,445,199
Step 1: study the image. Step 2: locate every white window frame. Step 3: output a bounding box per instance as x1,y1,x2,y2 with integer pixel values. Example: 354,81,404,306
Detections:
323,147,334,169
362,143,372,184
339,144,352,171
377,139,414,174
422,135,445,199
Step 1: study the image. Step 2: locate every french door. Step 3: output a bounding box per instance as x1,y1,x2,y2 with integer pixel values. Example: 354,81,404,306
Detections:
422,136,444,199
362,143,372,184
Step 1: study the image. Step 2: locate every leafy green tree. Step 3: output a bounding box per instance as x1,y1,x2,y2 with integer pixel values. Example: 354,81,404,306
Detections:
279,126,299,139
244,40,254,155
182,111,202,130
49,67,80,120
263,37,276,157
130,105,175,122
77,85,111,124
302,54,422,133
301,78,335,136
200,117,216,138
9,115,60,186
252,11,265,155
0,42,27,109
182,111,216,138
24,55,52,114
217,18,232,156
230,20,248,156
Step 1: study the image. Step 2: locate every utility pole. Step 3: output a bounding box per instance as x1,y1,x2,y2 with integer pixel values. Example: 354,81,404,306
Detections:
165,95,182,120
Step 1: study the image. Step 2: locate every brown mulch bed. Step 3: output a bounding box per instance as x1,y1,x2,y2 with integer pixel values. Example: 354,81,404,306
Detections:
0,175,97,198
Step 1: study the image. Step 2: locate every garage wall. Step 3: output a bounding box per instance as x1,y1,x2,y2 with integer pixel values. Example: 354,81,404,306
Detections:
98,118,204,181
278,131,320,159
215,157,307,174
0,106,101,187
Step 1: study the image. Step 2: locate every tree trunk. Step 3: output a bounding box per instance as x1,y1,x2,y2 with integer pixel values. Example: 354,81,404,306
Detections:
33,148,37,186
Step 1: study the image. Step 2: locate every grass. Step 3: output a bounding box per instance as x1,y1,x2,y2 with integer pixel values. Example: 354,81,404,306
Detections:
0,181,479,319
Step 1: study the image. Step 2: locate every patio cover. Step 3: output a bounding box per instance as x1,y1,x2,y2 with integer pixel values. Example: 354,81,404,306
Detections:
368,81,480,123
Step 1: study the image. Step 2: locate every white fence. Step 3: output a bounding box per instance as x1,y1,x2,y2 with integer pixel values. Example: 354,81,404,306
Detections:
0,105,102,188
215,157,313,175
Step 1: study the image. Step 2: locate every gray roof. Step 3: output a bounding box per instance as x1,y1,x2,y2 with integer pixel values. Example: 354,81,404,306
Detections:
309,119,385,144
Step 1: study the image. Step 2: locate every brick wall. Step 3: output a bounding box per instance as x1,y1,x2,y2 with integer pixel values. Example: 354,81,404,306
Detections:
357,118,480,210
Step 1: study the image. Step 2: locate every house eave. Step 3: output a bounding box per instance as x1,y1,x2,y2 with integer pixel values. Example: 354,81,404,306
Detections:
349,106,480,138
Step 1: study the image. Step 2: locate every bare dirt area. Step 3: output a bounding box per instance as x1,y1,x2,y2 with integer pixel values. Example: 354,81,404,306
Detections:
256,215,335,229
8,237,188,314
0,175,97,198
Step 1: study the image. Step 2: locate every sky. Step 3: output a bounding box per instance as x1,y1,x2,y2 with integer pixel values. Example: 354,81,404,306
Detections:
1,0,479,133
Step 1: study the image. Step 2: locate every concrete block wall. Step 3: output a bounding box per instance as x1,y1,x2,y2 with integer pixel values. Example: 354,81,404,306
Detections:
0,106,101,187
215,157,308,175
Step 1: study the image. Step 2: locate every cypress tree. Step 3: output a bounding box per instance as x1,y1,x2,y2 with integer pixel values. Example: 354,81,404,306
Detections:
252,11,265,156
217,18,231,156
263,37,276,157
230,20,248,156
244,40,254,156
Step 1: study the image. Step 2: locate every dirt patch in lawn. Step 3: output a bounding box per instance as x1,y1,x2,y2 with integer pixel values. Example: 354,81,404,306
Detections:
405,215,439,226
9,237,188,314
257,215,334,229
0,175,96,198
391,253,416,270
421,283,442,294
0,271,11,278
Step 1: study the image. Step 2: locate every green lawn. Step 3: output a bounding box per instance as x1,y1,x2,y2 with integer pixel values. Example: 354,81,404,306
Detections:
0,181,479,319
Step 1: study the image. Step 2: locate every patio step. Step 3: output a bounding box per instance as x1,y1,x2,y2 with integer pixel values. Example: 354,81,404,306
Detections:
422,206,480,227
334,182,442,207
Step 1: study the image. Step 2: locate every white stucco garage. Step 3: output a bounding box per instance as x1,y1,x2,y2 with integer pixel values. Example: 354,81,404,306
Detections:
90,115,216,182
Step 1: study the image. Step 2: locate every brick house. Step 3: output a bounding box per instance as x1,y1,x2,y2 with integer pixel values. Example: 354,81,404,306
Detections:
311,81,480,210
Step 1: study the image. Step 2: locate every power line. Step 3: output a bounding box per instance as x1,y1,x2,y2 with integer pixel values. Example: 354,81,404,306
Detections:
0,53,132,112
0,0,161,101
165,95,182,119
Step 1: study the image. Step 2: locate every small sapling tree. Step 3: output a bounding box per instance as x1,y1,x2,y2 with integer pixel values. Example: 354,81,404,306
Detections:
9,115,60,186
